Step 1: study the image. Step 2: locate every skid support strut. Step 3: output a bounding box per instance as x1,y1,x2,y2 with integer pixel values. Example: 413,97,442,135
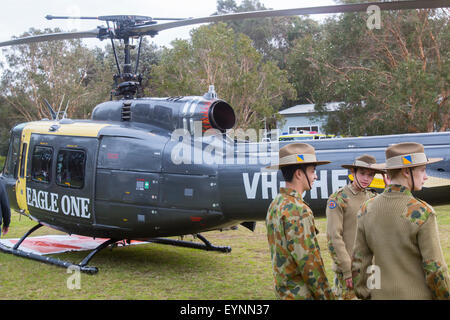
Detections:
148,234,232,253
0,223,120,274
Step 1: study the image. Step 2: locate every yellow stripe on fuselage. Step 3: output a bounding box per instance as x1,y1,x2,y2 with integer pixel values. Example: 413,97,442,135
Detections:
348,173,386,189
23,121,111,137
349,174,450,189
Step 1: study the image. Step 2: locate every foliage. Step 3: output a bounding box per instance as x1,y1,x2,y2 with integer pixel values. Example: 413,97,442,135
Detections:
287,8,450,135
216,0,271,57
0,95,13,155
150,22,296,130
216,0,321,69
0,28,113,123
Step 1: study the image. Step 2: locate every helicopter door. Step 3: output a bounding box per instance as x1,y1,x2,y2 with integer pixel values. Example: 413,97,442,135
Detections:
25,134,97,229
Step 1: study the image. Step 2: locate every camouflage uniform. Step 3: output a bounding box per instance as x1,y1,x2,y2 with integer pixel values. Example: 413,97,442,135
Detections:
326,183,377,300
266,187,334,300
352,184,450,300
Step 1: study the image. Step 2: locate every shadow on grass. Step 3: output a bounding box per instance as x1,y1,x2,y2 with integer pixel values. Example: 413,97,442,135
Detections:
47,241,231,275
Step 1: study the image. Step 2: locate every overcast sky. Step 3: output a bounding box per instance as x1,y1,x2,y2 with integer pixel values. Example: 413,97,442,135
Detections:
0,0,336,49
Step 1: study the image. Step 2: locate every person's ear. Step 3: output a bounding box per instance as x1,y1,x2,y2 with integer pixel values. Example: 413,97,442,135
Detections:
401,168,410,179
294,168,302,181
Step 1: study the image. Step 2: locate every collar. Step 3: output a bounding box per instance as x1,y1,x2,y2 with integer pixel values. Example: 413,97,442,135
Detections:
384,184,413,196
279,187,304,202
347,182,363,195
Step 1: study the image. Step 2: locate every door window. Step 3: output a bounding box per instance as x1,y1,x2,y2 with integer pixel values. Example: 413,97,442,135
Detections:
56,149,86,189
31,146,53,184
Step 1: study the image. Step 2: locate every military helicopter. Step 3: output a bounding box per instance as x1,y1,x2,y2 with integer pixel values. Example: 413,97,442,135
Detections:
0,0,449,274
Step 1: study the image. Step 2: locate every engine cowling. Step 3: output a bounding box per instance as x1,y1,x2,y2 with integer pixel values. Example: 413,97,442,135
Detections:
91,96,236,133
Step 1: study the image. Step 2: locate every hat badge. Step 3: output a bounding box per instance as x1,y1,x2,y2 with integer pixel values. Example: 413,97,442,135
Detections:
296,154,305,162
402,155,412,165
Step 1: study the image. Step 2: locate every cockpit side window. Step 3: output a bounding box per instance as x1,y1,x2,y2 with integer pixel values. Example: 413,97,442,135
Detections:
2,134,21,178
19,143,27,178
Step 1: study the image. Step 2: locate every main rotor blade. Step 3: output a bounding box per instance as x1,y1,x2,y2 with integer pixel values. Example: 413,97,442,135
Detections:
0,29,100,48
130,0,450,35
0,0,447,47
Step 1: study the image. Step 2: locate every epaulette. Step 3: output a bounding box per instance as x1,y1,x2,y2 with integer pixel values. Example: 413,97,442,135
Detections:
404,198,435,226
327,187,348,210
329,187,344,200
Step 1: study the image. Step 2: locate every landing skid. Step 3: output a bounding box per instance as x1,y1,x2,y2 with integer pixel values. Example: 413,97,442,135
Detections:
148,234,232,253
0,225,231,274
0,223,120,274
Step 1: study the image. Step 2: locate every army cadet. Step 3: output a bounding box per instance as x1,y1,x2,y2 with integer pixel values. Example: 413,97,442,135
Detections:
326,155,385,300
265,143,334,300
352,142,450,300
0,178,10,237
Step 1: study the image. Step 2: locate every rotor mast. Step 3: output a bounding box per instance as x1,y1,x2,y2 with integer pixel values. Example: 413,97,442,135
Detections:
113,34,142,100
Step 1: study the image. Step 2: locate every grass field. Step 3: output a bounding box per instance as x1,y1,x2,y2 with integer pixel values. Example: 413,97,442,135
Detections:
0,205,449,300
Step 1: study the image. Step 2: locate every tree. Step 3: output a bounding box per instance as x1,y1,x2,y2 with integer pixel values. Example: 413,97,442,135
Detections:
287,7,450,135
0,28,112,123
0,95,14,155
150,23,296,130
216,0,321,69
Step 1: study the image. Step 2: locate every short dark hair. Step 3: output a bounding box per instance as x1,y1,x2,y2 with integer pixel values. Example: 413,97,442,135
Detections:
387,168,402,179
281,164,308,183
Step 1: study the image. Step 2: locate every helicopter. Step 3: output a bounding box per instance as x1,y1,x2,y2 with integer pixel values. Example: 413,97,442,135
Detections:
0,0,449,274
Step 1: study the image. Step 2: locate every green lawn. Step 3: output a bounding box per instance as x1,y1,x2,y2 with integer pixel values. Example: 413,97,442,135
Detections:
0,205,449,300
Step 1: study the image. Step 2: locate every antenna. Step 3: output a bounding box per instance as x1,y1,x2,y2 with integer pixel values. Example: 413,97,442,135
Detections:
56,94,65,120
63,100,70,119
43,99,57,120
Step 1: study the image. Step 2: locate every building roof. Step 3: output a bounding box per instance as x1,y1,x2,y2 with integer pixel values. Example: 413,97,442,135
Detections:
279,102,343,116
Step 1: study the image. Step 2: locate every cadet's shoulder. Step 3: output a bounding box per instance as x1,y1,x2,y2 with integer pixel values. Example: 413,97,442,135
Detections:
404,197,435,226
269,193,285,209
271,193,311,219
357,197,376,219
327,187,348,210
329,187,345,200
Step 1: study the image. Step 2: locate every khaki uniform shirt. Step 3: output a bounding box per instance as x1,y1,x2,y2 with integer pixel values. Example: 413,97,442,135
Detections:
352,184,450,300
266,187,334,300
326,183,377,279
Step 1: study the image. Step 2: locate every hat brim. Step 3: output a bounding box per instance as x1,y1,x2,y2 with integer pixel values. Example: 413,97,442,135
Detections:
384,157,443,170
341,164,386,174
266,160,331,170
